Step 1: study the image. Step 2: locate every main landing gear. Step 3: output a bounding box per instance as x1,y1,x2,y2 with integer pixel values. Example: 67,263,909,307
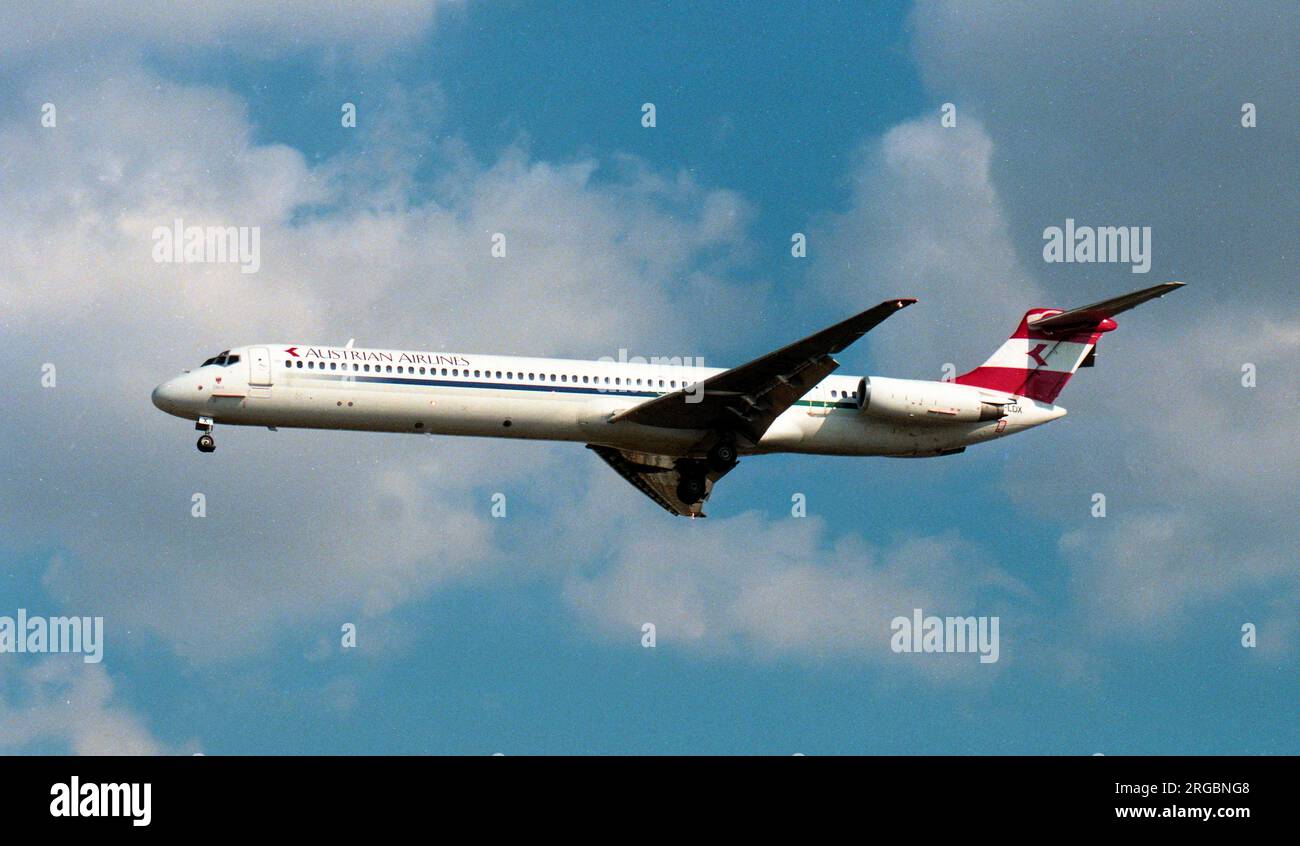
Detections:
676,472,707,505
195,417,216,453
706,440,737,473
677,439,740,505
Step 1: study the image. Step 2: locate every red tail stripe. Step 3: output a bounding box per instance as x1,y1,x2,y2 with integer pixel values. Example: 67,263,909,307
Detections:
954,367,1073,403
957,308,1117,403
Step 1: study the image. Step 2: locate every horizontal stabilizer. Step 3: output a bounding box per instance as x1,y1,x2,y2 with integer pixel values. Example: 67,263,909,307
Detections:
1030,281,1184,333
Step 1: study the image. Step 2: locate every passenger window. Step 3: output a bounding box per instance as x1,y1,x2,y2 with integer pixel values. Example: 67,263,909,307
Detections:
296,361,303,368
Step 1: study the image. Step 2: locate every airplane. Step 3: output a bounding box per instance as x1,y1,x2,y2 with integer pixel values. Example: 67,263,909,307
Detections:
152,282,1183,517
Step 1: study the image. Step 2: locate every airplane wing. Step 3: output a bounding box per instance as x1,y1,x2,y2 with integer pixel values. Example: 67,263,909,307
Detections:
586,444,737,517
610,298,915,445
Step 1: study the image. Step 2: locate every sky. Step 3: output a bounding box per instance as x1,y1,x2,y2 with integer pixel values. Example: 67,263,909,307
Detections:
0,0,1295,754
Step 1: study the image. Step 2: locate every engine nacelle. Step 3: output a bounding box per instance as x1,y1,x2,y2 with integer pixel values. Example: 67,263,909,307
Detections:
858,376,1009,424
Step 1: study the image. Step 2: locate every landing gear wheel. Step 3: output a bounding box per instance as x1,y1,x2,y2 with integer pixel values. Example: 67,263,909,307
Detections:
197,434,216,453
676,475,706,505
707,441,737,473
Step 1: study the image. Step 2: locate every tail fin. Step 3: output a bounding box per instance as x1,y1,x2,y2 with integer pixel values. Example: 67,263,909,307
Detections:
955,282,1184,404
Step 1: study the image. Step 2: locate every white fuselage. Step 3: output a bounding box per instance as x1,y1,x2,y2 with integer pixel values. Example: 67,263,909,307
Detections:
151,344,1065,457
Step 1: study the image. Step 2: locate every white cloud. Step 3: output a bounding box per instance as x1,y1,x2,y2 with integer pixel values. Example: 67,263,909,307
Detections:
897,0,1300,650
4,3,1291,682
564,508,1030,681
0,60,766,662
803,85,1295,655
0,659,178,755
812,117,1042,379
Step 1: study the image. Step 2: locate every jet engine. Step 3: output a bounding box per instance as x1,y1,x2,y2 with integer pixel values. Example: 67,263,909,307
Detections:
858,376,1009,423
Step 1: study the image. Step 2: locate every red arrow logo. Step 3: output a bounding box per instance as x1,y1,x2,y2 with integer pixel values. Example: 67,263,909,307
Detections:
1027,343,1049,367
285,346,300,357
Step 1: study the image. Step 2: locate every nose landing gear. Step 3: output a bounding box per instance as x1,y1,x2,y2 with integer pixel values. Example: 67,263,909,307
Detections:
195,417,216,453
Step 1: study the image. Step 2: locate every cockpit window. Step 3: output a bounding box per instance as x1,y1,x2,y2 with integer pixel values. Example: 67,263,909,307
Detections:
200,350,239,367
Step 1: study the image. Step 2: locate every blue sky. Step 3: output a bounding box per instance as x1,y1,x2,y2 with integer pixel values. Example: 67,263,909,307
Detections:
0,1,1295,754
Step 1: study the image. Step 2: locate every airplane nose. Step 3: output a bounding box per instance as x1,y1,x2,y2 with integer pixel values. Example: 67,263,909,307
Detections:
151,378,181,412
